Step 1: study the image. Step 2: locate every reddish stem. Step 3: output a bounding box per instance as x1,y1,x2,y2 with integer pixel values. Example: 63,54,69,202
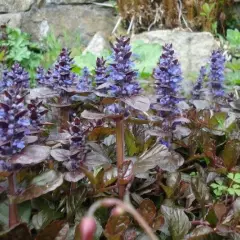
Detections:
8,173,19,227
115,117,125,199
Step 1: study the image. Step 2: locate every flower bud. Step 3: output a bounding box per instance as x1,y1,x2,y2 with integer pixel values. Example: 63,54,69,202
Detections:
111,206,125,216
79,216,96,240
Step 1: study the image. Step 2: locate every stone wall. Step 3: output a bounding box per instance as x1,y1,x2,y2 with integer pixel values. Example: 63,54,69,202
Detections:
0,0,117,45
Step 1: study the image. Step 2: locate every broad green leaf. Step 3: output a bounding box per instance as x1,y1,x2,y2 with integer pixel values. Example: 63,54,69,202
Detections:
161,205,191,240
12,170,63,204
131,40,162,78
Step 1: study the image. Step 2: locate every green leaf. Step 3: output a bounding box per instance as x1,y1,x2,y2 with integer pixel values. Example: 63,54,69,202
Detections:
161,205,191,240
131,40,162,78
74,52,97,71
125,129,139,156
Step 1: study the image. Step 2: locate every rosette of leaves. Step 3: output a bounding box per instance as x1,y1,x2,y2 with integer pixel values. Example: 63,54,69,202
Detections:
50,115,107,184
0,62,29,91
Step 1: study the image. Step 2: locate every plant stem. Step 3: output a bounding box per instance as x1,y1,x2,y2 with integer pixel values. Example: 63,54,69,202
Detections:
8,173,19,227
115,117,125,199
86,198,158,240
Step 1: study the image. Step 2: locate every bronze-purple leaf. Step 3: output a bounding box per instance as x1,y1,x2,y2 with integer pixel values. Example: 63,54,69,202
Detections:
104,214,131,239
11,170,63,204
119,160,134,185
35,220,69,240
121,95,150,112
11,145,50,165
0,223,32,240
137,199,156,225
50,149,71,162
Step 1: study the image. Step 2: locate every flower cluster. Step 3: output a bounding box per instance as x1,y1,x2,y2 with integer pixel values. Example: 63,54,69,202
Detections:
191,66,207,100
63,115,101,171
209,50,226,98
105,36,141,97
37,48,77,90
77,67,92,92
0,89,30,156
27,99,48,129
95,57,108,87
1,63,30,91
104,103,130,118
153,43,183,117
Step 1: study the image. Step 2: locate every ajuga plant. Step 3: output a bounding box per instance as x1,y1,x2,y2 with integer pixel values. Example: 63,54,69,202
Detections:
0,64,50,229
2,35,240,240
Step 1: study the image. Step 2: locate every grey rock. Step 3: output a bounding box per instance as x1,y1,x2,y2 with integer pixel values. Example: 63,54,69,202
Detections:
21,5,116,45
131,30,219,77
0,13,22,27
83,32,109,56
0,0,34,13
46,0,97,4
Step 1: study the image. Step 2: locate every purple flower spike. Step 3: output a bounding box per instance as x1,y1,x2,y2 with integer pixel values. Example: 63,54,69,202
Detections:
209,50,226,98
37,48,77,90
77,67,92,92
191,66,207,100
0,89,30,156
153,43,183,117
95,57,108,87
1,63,30,91
106,36,141,97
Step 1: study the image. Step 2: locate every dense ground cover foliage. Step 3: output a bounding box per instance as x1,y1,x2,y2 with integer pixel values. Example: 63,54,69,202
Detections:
0,31,240,240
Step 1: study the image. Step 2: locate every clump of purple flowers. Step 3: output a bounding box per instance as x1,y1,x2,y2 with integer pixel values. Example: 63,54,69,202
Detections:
191,66,207,100
153,43,183,117
77,67,92,92
209,50,226,98
0,89,30,156
105,36,141,97
1,63,30,91
37,48,77,90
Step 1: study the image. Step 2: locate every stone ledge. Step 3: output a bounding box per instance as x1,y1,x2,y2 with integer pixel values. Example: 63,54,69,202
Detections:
0,0,34,13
